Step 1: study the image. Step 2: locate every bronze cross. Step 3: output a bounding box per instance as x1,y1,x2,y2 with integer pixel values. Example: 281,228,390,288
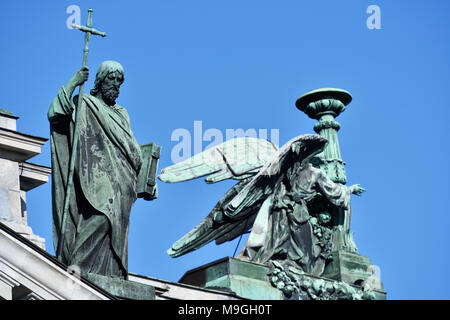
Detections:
57,8,107,259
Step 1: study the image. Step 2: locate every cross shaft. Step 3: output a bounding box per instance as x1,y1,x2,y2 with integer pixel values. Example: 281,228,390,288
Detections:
56,8,107,259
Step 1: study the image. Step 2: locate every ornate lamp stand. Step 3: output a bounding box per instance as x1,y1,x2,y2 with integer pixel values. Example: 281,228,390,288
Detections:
296,88,373,284
296,87,351,185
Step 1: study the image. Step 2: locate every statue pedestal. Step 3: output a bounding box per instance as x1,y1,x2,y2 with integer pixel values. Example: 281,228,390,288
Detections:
323,251,384,290
179,257,282,300
85,273,155,300
179,257,386,300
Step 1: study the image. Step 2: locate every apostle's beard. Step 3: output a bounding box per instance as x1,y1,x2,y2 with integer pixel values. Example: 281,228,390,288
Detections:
101,85,120,106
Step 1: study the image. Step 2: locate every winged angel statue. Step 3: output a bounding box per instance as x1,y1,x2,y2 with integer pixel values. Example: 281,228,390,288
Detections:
159,134,364,276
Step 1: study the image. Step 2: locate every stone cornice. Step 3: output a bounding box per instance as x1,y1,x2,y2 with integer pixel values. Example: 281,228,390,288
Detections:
0,128,48,162
19,162,52,191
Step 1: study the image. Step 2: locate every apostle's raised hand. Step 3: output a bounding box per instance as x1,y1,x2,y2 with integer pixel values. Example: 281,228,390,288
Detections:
72,66,89,86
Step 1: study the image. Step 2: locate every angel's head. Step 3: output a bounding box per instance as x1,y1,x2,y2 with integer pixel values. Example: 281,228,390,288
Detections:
290,134,328,162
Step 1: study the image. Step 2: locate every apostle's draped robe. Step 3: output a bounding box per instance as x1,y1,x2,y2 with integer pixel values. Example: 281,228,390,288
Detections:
48,87,142,278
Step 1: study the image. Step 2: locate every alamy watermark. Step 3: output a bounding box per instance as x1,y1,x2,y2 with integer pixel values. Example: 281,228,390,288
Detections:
67,4,381,31
170,120,280,165
366,5,381,30
362,264,382,292
66,5,81,29
65,264,82,291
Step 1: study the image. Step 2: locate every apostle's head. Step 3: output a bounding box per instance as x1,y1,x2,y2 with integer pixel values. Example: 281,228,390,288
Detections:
90,60,125,106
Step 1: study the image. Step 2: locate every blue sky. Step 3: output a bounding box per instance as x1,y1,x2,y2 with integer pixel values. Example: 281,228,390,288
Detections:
1,0,449,299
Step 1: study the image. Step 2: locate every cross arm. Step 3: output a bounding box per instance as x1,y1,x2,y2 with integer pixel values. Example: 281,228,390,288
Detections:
71,24,107,37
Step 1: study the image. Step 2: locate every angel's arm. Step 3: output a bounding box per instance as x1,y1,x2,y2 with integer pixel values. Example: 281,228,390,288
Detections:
314,169,352,209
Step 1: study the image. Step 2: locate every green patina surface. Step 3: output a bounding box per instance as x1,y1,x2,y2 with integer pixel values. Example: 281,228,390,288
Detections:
49,13,382,300
161,87,383,300
85,273,155,300
0,108,13,116
180,258,282,300
180,257,386,300
49,10,159,284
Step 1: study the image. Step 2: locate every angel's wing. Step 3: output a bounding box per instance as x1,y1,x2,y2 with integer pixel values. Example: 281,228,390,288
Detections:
167,178,257,257
167,173,277,257
224,134,328,215
158,137,278,184
166,134,328,258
